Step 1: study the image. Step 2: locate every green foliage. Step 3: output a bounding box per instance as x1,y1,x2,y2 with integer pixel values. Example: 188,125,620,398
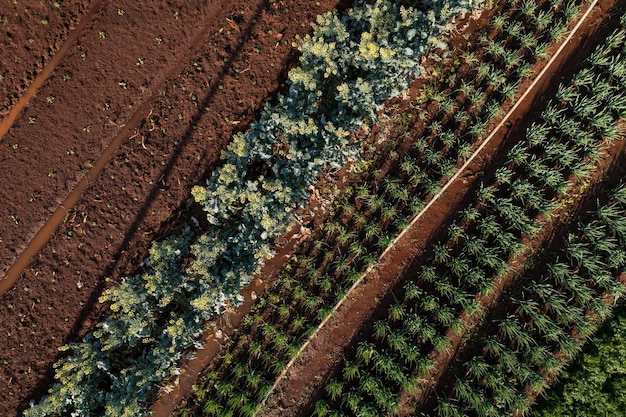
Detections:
533,305,626,417
25,233,196,417
312,6,626,416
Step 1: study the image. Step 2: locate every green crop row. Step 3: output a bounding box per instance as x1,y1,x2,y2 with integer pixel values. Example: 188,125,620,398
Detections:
23,1,485,416
434,181,626,417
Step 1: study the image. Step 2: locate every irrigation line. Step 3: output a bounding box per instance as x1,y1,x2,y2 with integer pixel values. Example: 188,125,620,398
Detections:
255,0,599,412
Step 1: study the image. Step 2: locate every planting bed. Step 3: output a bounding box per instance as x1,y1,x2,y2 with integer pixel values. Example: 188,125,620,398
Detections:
0,0,344,415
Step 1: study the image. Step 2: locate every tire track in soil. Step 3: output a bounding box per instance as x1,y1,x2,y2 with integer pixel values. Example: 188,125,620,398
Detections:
0,1,345,415
0,0,106,140
258,1,618,415
0,0,238,295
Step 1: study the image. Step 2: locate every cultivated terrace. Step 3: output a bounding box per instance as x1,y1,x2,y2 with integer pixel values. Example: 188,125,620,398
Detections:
1,1,626,417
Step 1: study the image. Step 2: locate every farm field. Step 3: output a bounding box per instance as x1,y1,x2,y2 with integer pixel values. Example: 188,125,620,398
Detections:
1,0,626,416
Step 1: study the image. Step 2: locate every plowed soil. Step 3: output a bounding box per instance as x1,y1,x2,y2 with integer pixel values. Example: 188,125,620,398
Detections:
0,0,345,415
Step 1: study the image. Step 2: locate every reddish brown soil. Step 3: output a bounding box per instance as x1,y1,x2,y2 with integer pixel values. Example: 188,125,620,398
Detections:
0,0,98,119
258,1,624,415
0,0,344,415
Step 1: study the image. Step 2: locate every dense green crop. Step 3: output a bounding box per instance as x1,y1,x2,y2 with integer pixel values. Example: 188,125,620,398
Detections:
23,1,484,416
533,305,626,416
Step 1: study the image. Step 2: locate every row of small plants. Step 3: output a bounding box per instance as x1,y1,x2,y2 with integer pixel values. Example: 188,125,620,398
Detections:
174,0,591,415
23,1,486,416
312,10,626,416
532,303,626,416
431,181,626,417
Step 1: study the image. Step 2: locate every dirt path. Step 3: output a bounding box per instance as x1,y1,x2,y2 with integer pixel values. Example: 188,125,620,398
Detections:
0,0,344,415
257,1,620,415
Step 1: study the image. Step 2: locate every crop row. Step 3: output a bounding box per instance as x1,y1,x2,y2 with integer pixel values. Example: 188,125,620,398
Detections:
175,0,593,415
432,181,626,417
23,1,486,416
533,302,626,416
312,10,626,417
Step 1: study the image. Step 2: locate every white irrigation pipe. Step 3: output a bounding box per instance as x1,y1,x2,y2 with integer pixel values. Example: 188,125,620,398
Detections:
254,0,598,412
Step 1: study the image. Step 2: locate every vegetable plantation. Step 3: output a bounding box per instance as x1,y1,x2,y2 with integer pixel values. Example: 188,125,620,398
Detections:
2,0,626,416
175,0,614,415
22,1,489,416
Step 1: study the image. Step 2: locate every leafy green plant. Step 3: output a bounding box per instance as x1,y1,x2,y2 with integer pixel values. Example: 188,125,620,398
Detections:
534,305,626,417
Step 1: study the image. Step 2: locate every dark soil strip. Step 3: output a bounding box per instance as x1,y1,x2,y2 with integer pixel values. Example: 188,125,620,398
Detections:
0,0,344,416
259,1,622,415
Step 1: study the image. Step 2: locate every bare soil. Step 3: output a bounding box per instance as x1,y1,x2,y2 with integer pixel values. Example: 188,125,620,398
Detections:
0,0,98,119
0,0,345,415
